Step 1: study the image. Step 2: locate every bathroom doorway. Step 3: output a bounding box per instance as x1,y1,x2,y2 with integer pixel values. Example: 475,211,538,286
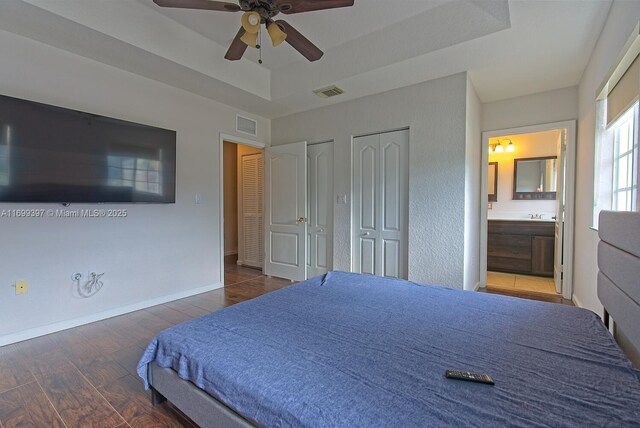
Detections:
480,121,576,300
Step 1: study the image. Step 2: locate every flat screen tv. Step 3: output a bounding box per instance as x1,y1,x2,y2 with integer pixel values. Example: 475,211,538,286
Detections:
0,94,176,203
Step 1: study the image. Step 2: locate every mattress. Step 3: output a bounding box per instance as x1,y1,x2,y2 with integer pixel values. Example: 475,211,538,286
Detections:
138,271,640,427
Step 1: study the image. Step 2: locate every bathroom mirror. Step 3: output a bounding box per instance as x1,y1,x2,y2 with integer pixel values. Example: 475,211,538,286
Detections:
513,156,557,200
488,162,497,202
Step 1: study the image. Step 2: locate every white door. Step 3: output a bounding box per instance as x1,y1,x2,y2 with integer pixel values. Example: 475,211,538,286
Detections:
265,141,307,281
352,129,409,278
240,153,263,269
554,131,567,293
307,142,334,278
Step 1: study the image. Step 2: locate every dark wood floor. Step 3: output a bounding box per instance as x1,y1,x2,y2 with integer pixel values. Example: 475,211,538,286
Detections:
0,264,290,428
0,269,572,427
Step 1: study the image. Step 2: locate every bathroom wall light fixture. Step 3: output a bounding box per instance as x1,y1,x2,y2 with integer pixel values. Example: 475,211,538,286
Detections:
504,138,515,153
489,139,515,154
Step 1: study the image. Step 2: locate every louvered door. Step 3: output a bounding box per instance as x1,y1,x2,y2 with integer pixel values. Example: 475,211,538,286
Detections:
240,153,264,269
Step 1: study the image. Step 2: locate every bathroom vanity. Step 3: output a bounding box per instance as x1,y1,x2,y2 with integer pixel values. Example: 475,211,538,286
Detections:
487,219,555,277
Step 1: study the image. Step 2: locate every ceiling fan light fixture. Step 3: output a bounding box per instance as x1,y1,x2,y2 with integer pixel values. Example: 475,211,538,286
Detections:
240,30,258,48
152,0,356,62
241,11,261,34
267,22,287,47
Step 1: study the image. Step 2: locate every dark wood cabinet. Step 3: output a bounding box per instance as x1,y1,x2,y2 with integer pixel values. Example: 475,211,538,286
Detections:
488,220,554,277
531,236,555,276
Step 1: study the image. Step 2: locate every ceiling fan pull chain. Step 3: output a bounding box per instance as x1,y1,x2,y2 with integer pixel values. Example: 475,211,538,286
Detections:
258,28,263,64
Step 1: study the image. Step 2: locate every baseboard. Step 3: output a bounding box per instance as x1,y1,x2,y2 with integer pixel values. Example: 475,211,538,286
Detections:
572,294,583,308
224,250,238,256
236,261,262,270
0,282,223,347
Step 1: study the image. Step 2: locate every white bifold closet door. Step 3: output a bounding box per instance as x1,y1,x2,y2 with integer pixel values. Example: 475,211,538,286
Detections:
240,153,264,269
352,129,409,279
307,142,334,278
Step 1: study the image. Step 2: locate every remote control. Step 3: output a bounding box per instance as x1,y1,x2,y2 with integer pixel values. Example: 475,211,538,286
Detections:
445,370,495,385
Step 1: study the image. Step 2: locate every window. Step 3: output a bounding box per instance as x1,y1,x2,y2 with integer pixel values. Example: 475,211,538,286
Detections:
593,30,640,228
593,101,639,226
612,103,638,211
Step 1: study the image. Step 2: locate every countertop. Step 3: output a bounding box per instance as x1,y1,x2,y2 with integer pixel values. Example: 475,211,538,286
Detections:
488,218,555,223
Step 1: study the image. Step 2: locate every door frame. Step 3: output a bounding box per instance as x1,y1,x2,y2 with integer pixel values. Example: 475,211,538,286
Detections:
480,120,576,300
219,133,266,286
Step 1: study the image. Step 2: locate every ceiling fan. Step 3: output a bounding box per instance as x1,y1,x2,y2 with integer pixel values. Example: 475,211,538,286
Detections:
153,0,355,62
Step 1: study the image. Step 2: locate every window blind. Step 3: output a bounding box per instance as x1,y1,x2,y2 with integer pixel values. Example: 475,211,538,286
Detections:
607,54,639,126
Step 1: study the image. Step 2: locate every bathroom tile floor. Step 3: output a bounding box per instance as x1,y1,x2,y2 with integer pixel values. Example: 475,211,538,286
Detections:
487,271,558,295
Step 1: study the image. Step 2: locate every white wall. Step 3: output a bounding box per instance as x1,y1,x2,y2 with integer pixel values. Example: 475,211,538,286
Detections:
464,77,481,291
574,2,640,313
482,86,578,132
0,30,269,343
273,73,470,289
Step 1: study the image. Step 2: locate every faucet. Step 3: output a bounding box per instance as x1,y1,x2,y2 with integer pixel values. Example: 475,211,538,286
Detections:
529,214,543,219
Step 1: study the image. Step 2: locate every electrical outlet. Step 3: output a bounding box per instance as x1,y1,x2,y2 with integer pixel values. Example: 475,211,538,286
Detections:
15,279,28,295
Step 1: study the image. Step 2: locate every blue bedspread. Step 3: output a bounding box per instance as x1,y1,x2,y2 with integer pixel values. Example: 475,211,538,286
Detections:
138,271,640,427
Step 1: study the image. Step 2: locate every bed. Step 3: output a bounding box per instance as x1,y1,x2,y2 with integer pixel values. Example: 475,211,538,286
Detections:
138,212,640,427
597,210,640,364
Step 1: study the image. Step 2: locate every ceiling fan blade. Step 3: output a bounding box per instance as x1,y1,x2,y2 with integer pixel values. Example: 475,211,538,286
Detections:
275,0,354,14
225,27,248,60
276,20,323,62
153,0,240,12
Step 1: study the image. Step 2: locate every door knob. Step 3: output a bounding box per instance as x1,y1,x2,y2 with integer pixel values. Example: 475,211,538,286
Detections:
297,217,306,223
361,232,370,236
318,228,325,233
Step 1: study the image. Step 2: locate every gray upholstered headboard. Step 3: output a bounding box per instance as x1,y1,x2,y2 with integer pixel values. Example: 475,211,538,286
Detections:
597,210,640,364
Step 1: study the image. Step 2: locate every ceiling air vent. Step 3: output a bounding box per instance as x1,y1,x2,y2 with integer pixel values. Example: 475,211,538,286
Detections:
236,114,257,136
313,85,345,98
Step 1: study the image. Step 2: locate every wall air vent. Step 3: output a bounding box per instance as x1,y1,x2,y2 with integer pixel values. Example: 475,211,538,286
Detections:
236,114,257,136
313,85,345,98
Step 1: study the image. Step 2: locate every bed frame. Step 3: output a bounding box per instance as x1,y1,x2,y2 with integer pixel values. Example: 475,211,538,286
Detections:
597,210,640,365
146,211,640,426
149,362,256,428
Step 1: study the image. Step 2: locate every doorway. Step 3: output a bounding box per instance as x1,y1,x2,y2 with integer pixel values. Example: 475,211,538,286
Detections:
220,135,266,285
480,121,576,300
263,141,335,282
